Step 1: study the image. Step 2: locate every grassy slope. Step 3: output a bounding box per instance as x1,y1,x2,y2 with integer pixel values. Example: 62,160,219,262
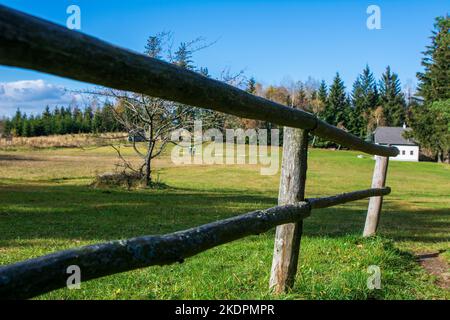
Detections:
0,145,448,299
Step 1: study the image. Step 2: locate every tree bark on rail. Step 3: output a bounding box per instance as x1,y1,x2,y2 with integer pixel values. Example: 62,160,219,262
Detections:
308,187,391,209
269,128,309,293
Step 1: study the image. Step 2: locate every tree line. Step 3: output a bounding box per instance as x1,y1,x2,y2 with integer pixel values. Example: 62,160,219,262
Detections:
1,16,448,162
231,16,449,161
0,65,408,141
242,64,410,145
2,103,123,137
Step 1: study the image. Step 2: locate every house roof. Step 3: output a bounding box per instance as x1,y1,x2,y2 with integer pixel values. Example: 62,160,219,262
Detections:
374,127,417,146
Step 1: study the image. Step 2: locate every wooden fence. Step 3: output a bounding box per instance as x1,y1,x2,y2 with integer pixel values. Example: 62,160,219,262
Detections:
0,5,399,299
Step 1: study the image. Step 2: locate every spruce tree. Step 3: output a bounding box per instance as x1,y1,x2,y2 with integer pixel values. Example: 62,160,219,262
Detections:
417,16,450,101
11,109,23,136
318,81,328,103
21,114,30,137
246,77,257,94
351,65,378,137
144,34,163,59
174,43,195,70
92,109,103,133
54,107,63,135
410,16,450,162
379,66,406,126
42,106,52,135
296,84,308,109
316,80,328,119
326,73,350,128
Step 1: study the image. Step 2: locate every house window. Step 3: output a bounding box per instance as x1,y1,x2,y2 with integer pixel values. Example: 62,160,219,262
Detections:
402,150,405,155
410,150,414,155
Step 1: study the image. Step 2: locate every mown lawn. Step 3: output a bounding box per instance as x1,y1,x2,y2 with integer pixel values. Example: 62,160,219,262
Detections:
0,144,448,299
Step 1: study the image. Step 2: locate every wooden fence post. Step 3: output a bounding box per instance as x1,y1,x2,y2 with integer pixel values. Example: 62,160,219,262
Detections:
269,127,309,293
363,156,389,237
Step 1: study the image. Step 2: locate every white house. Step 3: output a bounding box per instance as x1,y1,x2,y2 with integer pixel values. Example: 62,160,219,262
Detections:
373,125,419,162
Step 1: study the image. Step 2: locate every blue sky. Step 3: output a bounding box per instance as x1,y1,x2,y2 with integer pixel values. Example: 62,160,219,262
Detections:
0,0,447,116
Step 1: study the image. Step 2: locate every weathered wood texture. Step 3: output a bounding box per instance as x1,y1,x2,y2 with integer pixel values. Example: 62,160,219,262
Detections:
309,187,391,209
0,187,389,300
270,128,308,293
0,204,311,300
363,156,390,237
0,5,398,157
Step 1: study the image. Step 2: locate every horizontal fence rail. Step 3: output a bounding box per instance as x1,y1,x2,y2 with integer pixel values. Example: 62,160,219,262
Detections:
0,5,398,157
0,187,390,299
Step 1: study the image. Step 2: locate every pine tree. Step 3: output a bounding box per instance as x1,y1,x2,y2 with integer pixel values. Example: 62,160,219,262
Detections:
310,89,318,101
318,81,328,103
351,79,364,131
82,107,93,133
351,65,378,137
174,43,194,70
410,16,450,162
246,77,257,94
92,109,103,133
379,66,406,126
11,109,23,137
63,108,73,134
3,118,12,135
325,73,350,128
296,84,308,109
21,114,30,137
28,115,36,137
145,34,163,59
316,80,328,119
42,106,52,135
53,107,63,134
417,16,450,101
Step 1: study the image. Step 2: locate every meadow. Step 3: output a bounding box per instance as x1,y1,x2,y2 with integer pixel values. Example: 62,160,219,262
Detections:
0,138,448,299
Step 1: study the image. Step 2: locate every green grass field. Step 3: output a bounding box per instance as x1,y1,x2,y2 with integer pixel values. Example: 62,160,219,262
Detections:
0,143,448,299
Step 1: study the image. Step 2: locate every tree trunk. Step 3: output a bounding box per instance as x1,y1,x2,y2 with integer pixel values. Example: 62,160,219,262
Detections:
437,150,443,163
143,140,153,187
144,157,152,186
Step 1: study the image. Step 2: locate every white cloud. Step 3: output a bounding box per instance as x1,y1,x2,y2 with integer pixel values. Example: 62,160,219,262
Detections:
0,80,82,117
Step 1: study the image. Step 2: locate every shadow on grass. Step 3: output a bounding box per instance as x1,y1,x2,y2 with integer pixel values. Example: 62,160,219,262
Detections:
0,183,276,246
0,183,448,247
305,205,450,243
0,154,41,161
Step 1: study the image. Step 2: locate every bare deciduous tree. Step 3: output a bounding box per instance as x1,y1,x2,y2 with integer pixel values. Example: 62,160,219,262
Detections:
112,92,198,186
91,33,243,187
